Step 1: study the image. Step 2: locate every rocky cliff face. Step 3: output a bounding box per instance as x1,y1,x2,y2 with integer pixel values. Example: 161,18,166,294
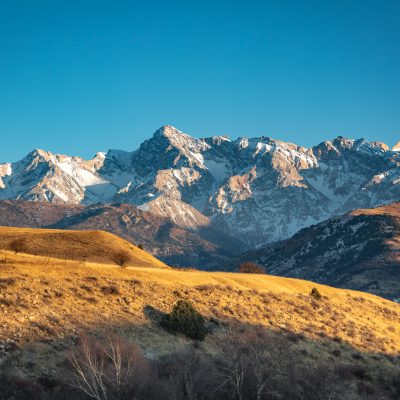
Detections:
1,125,399,248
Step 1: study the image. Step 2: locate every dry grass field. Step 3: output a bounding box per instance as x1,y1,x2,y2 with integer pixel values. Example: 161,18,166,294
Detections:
0,226,168,268
0,247,399,355
1,226,400,398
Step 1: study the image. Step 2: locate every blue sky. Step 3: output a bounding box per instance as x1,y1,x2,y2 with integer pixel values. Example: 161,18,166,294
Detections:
1,0,399,162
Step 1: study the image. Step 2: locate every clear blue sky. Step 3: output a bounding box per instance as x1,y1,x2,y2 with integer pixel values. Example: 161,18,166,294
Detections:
1,0,399,162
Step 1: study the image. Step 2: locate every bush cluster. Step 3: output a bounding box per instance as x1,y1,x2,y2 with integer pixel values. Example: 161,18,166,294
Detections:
239,262,265,274
162,299,207,340
0,327,398,400
310,287,322,300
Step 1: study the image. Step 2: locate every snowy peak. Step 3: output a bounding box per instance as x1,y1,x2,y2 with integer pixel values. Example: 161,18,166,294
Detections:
312,140,341,160
332,136,355,151
208,135,231,145
153,125,209,154
0,127,399,249
153,125,190,141
132,125,209,173
393,141,400,151
370,141,389,152
0,148,117,204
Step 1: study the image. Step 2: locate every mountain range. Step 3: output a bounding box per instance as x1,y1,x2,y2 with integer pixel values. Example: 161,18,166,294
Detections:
1,125,400,255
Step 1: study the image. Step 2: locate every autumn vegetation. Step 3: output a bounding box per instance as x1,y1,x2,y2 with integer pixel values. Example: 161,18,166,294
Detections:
0,227,400,399
239,262,265,274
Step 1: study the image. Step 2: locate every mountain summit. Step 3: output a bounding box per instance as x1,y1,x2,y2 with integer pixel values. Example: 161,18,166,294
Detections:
1,126,400,248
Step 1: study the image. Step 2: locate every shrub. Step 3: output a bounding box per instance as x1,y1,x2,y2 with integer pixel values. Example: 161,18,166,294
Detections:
137,244,144,250
310,287,322,300
101,285,120,295
8,238,27,254
163,300,207,340
239,262,265,274
0,278,16,289
113,250,132,267
0,373,45,400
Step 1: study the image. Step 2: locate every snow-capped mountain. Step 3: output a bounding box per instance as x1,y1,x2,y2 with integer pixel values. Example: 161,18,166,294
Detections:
0,149,116,203
1,125,400,248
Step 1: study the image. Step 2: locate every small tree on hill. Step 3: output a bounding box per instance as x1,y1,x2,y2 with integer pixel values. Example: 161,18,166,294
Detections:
163,300,207,340
310,287,322,300
137,244,144,250
113,250,132,268
239,262,265,274
8,238,27,254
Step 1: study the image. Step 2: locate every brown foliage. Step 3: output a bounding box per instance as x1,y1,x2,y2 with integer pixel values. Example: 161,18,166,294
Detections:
8,238,27,254
239,262,265,274
101,285,120,295
113,250,132,268
310,287,322,300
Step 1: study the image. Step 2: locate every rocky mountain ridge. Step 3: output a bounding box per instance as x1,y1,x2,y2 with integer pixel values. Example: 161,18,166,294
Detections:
1,125,400,247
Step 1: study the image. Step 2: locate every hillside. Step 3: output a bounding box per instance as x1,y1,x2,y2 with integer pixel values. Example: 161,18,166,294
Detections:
1,250,400,354
237,201,400,300
0,200,244,267
0,226,169,269
0,247,400,400
0,250,400,398
1,125,400,248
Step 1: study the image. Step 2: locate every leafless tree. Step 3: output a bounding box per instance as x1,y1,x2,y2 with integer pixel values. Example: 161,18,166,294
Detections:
157,345,218,400
68,334,149,400
113,250,132,268
216,327,288,400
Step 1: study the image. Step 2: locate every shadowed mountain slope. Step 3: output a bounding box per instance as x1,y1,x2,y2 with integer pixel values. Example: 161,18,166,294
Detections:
237,202,400,299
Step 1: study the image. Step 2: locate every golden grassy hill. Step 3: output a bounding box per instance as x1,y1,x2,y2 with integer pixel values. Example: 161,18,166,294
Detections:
1,227,400,399
0,226,168,269
1,246,400,398
0,249,399,356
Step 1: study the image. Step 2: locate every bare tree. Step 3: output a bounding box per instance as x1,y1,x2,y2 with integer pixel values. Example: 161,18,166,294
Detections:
113,250,132,268
157,345,218,400
68,334,149,400
216,327,287,400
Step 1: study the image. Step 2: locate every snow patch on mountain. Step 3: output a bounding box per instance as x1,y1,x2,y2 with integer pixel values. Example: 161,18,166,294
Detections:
204,159,230,181
1,125,399,248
